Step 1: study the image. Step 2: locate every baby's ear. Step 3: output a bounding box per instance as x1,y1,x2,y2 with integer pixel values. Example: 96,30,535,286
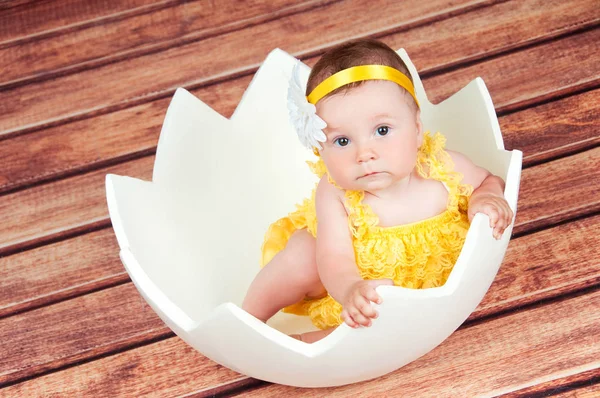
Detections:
415,108,424,147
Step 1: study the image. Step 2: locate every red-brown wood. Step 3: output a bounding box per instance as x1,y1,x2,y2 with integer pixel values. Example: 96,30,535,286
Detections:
1,0,598,194
0,0,500,136
423,28,600,111
1,1,598,395
1,124,599,326
2,144,597,257
0,337,242,396
0,284,169,386
0,0,168,44
499,367,600,397
0,0,331,88
1,84,597,198
0,210,597,388
3,282,598,396
553,384,600,398
0,156,153,255
501,88,600,166
471,214,600,320
0,228,126,319
225,291,600,396
515,147,600,235
377,0,600,74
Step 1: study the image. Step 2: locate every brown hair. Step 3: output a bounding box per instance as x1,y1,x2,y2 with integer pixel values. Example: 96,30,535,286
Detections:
306,38,415,105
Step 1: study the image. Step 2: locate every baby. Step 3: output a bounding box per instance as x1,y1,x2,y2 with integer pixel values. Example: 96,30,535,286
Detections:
242,39,513,343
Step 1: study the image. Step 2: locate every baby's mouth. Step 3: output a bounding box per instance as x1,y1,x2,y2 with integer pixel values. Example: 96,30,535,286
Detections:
358,171,383,179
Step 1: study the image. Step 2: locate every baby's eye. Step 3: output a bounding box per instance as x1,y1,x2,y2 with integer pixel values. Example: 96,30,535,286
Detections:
376,126,390,136
334,137,350,147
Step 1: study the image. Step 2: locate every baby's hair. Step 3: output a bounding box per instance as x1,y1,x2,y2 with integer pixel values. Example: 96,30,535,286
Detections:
307,39,416,108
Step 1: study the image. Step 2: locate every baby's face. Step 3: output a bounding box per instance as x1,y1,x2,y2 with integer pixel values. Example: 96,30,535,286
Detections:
316,80,423,193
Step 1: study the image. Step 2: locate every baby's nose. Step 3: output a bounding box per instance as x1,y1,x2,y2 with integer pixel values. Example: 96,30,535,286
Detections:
356,146,377,163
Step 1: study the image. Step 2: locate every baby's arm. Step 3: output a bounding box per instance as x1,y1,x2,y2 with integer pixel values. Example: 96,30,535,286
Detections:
447,150,514,240
315,177,393,328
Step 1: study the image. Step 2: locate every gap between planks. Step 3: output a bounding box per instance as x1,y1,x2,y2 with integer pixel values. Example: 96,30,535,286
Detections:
0,0,556,140
0,0,193,49
0,0,342,90
1,19,598,197
1,210,598,389
497,367,600,397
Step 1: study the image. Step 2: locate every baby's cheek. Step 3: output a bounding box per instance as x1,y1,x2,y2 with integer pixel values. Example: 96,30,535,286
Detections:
391,146,418,174
322,163,347,188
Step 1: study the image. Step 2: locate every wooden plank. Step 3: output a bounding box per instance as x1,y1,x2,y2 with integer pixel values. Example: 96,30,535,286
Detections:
0,0,329,88
0,82,174,193
554,385,600,398
224,292,600,396
2,0,597,138
2,139,598,255
2,138,599,327
0,228,126,319
0,155,153,255
423,28,600,112
500,88,600,167
0,209,597,389
514,147,600,235
0,337,242,396
3,276,598,396
0,1,36,11
379,0,600,74
0,0,503,136
0,284,169,386
0,0,168,45
1,11,599,194
1,81,597,197
499,368,600,397
471,214,600,320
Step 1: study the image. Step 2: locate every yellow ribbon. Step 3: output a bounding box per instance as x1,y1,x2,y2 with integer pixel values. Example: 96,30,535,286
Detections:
306,65,419,107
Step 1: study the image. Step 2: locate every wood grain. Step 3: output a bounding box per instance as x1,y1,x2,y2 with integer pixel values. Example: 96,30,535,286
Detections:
2,141,598,256
1,16,599,194
0,228,126,319
0,155,154,255
0,0,502,136
424,27,600,111
0,210,597,389
0,1,597,395
515,147,600,235
554,384,600,398
0,0,330,88
378,0,600,74
3,280,598,396
471,214,600,320
2,144,599,326
499,367,600,397
0,0,166,45
223,290,600,397
0,82,597,197
0,336,242,397
0,284,169,386
500,88,600,167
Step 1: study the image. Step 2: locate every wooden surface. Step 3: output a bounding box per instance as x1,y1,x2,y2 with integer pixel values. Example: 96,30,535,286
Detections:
0,0,598,396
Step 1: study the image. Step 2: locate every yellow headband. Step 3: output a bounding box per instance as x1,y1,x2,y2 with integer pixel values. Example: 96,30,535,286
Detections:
306,65,419,108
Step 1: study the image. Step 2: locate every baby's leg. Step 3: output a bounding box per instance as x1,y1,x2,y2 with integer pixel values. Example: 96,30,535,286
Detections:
242,229,325,323
291,327,336,343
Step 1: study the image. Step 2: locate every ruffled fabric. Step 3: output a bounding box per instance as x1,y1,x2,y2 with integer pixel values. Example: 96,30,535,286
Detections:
260,132,473,330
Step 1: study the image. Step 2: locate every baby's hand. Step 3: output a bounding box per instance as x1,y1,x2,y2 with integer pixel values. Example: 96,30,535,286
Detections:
341,279,393,328
468,193,514,240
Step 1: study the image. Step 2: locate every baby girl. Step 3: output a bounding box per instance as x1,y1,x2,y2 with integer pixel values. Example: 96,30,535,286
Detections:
243,39,513,343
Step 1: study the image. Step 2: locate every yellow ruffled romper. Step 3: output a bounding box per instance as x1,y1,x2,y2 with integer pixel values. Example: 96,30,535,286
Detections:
261,132,474,330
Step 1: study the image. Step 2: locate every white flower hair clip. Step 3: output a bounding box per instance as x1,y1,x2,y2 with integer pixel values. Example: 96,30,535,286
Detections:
287,62,327,150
